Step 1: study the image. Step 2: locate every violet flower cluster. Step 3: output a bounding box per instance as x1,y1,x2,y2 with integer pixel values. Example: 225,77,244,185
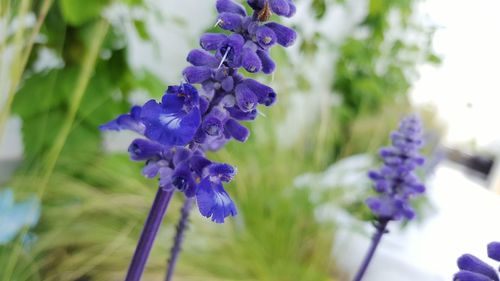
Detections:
100,0,296,224
454,242,500,281
365,115,426,221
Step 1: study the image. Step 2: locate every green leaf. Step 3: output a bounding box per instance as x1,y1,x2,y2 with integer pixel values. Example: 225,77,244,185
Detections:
133,20,150,41
58,0,110,25
12,68,78,118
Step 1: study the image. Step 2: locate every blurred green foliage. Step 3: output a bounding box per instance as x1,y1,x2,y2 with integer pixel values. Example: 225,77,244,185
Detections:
12,0,164,172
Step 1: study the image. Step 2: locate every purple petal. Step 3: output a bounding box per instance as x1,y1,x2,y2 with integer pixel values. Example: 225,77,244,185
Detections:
216,0,246,16
218,12,243,31
453,270,495,281
173,147,192,166
159,166,174,188
241,47,262,73
221,76,234,92
128,139,164,161
190,155,212,176
196,178,237,223
187,49,219,67
235,83,258,112
207,163,236,182
183,66,212,84
99,105,145,134
225,119,249,142
257,49,276,74
200,33,227,50
172,162,196,197
285,0,296,17
269,0,290,16
265,22,297,47
143,161,161,178
488,242,500,262
226,106,257,121
202,108,228,136
242,79,276,106
141,101,201,146
256,26,277,48
457,254,499,281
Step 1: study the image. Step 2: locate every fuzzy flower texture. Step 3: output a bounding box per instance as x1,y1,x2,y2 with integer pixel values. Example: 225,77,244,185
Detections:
366,115,426,221
454,242,500,281
100,0,296,223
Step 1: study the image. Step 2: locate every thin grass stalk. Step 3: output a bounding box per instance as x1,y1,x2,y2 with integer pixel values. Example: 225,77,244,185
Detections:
0,0,54,142
0,0,30,140
38,19,109,196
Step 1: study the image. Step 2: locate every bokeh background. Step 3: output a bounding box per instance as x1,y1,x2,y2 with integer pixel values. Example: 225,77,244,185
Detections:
1,0,499,280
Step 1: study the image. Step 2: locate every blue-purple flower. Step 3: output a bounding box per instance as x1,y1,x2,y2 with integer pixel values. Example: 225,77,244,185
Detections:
100,0,296,224
454,242,500,281
365,115,426,220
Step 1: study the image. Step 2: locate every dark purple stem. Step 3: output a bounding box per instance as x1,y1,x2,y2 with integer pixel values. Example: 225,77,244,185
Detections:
125,187,174,281
165,197,194,281
352,219,390,281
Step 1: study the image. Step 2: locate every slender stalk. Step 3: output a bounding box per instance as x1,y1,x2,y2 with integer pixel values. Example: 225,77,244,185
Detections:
0,0,54,142
125,188,174,281
38,19,109,197
351,219,390,281
165,197,194,281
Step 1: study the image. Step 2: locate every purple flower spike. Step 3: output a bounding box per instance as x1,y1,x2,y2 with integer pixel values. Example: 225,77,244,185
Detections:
100,0,298,279
365,115,426,221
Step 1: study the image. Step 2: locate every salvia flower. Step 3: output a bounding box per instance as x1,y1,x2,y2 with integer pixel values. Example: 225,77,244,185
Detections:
352,115,427,281
454,242,500,281
365,115,426,221
101,0,296,224
101,1,296,279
